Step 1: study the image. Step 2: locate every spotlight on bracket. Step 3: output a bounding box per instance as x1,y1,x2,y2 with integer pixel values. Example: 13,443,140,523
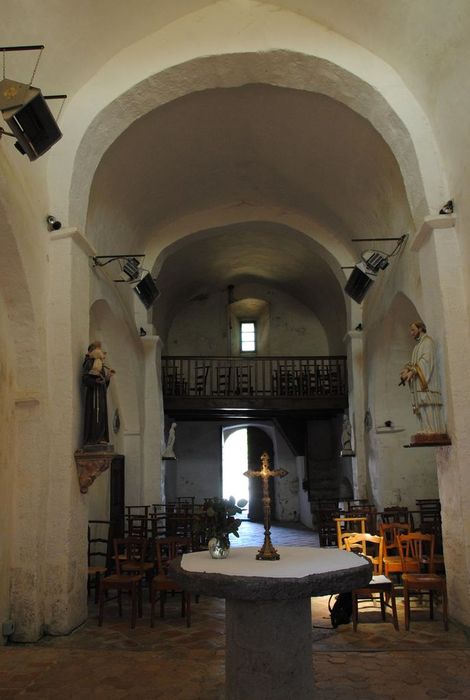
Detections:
344,251,390,304
133,273,160,309
46,215,62,231
121,256,141,282
0,46,66,161
91,255,160,309
344,235,407,304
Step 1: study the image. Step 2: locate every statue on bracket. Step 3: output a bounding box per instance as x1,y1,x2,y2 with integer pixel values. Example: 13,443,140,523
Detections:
399,321,451,446
81,340,115,448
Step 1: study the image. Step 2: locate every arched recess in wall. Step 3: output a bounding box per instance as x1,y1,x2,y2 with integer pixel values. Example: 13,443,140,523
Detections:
365,293,440,509
89,299,142,442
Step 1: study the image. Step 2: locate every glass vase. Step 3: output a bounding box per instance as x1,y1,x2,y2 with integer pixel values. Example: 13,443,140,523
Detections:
208,537,230,559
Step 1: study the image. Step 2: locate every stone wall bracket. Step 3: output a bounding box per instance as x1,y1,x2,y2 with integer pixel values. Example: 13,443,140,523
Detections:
74,446,116,494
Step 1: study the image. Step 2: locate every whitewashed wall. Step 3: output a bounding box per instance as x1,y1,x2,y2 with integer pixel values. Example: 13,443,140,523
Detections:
166,284,333,356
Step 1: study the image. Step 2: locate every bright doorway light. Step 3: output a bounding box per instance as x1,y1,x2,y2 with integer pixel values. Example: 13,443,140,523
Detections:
222,428,249,503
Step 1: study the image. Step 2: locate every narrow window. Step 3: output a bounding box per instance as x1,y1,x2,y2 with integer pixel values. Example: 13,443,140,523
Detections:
240,321,256,352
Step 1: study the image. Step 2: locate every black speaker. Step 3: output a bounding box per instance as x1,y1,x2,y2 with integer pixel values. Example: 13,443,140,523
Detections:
133,274,160,309
0,80,62,161
344,263,375,304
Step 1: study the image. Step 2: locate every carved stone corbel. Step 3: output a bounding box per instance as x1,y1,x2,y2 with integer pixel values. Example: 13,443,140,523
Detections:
74,449,116,494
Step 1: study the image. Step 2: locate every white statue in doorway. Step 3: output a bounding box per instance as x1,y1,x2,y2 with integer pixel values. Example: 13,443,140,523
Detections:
340,413,354,457
162,422,177,459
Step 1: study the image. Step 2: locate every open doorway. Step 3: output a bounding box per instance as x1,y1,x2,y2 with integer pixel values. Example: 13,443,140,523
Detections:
222,426,275,521
222,428,249,504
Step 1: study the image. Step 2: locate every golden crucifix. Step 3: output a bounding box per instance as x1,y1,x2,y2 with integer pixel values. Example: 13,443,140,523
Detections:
244,451,288,560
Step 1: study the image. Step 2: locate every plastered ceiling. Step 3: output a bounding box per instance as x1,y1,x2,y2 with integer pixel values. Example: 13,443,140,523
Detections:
86,84,411,323
3,0,463,330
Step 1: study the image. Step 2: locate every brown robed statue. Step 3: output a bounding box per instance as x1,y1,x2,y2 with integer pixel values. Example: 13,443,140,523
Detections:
244,451,288,560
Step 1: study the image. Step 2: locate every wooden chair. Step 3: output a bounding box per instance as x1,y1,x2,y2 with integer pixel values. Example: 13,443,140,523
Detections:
119,536,155,602
347,505,378,534
235,366,253,395
192,365,209,395
87,520,111,603
397,532,448,630
380,506,412,526
345,533,399,631
151,536,192,627
335,516,367,549
166,501,195,538
317,508,341,547
213,366,231,395
127,515,148,538
380,521,413,579
98,537,147,629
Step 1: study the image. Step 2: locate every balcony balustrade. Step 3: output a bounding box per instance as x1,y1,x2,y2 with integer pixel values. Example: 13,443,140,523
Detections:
161,356,347,403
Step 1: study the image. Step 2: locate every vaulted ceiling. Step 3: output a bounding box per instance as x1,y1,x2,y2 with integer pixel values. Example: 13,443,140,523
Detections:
3,0,464,335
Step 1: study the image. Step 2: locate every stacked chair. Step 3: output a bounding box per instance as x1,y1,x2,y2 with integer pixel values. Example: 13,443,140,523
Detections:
98,537,149,628
94,501,196,629
151,536,192,628
87,520,111,604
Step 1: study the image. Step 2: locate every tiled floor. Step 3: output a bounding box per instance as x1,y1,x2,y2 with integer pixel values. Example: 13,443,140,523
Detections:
1,521,469,699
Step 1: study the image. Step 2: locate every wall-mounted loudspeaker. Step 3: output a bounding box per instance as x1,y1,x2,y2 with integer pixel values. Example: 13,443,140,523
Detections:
344,252,389,304
344,263,375,304
0,79,62,160
133,274,160,309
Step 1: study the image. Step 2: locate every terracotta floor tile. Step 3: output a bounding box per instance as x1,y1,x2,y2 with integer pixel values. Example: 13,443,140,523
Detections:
1,522,470,700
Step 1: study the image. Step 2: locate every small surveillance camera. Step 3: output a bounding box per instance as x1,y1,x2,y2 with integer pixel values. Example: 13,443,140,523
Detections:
46,215,62,231
439,200,454,215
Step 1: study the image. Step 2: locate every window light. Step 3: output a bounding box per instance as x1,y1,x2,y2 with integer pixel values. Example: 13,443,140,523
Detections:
241,321,256,352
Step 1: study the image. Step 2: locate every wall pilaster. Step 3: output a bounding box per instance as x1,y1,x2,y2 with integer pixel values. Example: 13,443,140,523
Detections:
411,214,470,624
344,330,368,499
140,335,164,504
43,227,93,634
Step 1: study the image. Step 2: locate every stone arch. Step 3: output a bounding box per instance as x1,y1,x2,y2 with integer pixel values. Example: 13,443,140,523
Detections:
148,208,360,335
55,6,446,231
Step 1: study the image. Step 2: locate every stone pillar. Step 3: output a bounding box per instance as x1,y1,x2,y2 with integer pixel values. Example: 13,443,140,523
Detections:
411,214,470,625
225,598,314,700
42,228,92,634
344,330,368,499
11,396,49,641
140,335,163,505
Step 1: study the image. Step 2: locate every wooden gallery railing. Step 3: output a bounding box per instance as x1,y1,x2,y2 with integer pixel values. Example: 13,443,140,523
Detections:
161,356,347,400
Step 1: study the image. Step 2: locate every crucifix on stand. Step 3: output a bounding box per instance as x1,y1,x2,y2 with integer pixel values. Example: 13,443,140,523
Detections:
244,451,288,560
